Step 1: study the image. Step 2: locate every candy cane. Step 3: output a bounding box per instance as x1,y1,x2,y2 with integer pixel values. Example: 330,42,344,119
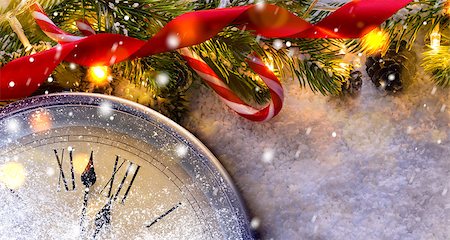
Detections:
30,3,283,122
180,49,283,121
31,4,84,43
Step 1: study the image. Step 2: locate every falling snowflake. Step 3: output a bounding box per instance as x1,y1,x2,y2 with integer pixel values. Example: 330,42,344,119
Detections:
156,72,170,87
46,167,55,176
69,63,77,70
175,144,189,158
250,217,261,229
6,118,19,133
262,148,274,163
305,127,312,135
166,34,180,50
273,39,283,50
99,101,113,116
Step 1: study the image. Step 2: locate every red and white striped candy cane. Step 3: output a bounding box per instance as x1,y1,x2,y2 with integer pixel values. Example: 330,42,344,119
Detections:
76,19,96,36
179,49,283,122
30,3,284,122
31,4,84,43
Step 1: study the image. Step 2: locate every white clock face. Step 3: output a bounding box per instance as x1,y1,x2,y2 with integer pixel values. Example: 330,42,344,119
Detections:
0,94,252,240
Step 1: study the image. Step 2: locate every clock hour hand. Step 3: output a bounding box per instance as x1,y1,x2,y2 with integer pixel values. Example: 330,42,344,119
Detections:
146,202,182,228
79,151,96,235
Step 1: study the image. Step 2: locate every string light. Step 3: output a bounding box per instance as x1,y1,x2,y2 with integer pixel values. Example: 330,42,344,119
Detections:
87,66,111,86
430,24,441,50
361,28,389,54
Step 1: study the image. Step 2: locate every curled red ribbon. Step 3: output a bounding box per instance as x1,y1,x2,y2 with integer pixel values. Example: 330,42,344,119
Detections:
0,0,412,100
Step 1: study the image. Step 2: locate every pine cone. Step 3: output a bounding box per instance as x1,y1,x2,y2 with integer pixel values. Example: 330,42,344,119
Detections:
365,41,416,93
366,56,402,92
342,70,363,94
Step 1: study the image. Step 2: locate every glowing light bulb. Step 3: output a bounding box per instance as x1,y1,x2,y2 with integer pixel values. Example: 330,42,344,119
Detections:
0,162,26,190
430,25,441,50
361,29,389,54
88,66,110,86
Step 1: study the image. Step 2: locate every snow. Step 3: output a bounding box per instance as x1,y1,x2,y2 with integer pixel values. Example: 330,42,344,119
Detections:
182,63,450,238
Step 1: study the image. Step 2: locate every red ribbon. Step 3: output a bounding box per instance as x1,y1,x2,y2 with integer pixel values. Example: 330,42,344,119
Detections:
0,0,412,100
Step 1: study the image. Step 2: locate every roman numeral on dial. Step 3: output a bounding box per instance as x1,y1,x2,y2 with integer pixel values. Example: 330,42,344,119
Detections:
54,149,76,191
100,156,141,204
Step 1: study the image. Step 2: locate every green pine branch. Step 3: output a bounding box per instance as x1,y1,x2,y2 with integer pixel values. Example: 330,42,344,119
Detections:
423,45,450,87
382,0,446,51
192,28,271,104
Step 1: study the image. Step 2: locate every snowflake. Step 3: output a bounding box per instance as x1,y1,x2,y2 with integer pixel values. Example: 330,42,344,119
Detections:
262,148,274,163
166,34,180,50
156,72,170,87
6,118,19,133
175,144,188,158
99,101,113,116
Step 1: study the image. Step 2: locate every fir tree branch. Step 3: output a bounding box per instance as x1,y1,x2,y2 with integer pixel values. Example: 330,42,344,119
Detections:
381,0,446,51
422,45,450,87
192,28,271,104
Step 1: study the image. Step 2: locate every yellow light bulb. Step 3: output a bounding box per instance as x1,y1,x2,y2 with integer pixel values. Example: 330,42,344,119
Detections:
88,66,110,86
430,25,441,50
0,162,26,190
361,29,389,54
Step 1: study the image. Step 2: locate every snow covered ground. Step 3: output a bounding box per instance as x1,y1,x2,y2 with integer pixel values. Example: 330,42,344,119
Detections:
182,63,450,239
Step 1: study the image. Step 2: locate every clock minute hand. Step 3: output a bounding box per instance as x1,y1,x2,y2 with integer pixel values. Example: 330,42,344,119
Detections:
79,151,97,235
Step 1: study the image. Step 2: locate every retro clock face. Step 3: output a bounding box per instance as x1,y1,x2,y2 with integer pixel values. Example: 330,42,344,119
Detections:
0,94,252,240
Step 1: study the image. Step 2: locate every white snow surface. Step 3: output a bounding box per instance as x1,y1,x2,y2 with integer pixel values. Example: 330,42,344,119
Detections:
182,65,450,239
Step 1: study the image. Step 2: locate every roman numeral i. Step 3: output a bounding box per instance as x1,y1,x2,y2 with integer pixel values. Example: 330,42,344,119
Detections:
100,156,141,204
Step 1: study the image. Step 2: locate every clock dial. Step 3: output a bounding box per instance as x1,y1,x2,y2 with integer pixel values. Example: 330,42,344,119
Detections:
0,94,253,240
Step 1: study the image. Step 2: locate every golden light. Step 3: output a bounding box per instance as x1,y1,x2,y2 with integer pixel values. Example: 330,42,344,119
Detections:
87,66,111,86
361,29,389,54
72,152,90,175
446,1,450,16
430,25,441,50
0,162,26,190
264,56,275,72
29,109,52,132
